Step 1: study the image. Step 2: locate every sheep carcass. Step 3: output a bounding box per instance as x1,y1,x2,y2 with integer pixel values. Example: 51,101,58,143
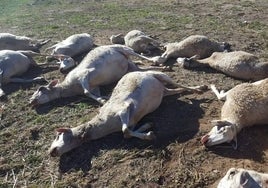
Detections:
0,50,47,96
110,30,160,54
29,44,164,106
0,33,49,52
154,35,230,66
48,71,206,156
201,79,268,148
45,33,94,58
57,44,160,74
177,51,268,81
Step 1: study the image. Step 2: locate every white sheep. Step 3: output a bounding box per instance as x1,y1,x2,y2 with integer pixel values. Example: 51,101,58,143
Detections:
48,71,206,156
0,50,47,97
0,33,49,52
29,44,164,106
201,79,268,148
45,33,94,58
154,35,230,66
218,168,268,188
177,51,268,81
57,44,159,74
110,30,160,54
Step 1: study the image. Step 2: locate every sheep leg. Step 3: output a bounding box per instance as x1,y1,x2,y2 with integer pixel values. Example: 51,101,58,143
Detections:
164,84,208,96
9,77,47,83
127,61,164,72
164,87,190,96
80,78,106,104
153,72,207,93
0,69,2,84
119,102,155,140
172,83,208,93
36,39,50,48
91,87,109,100
0,70,4,97
135,123,153,133
210,84,228,101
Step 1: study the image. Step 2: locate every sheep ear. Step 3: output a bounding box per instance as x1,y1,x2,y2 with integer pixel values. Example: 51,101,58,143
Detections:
211,120,233,129
48,80,58,88
240,171,251,187
116,33,123,37
56,128,70,133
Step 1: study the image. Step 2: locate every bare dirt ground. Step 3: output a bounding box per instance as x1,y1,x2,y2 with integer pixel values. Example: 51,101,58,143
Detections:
0,0,268,187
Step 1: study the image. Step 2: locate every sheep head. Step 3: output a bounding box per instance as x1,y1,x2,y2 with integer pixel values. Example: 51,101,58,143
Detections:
29,80,59,107
110,33,125,44
58,57,76,74
176,55,200,68
148,56,166,66
201,120,237,148
217,168,266,188
48,128,84,157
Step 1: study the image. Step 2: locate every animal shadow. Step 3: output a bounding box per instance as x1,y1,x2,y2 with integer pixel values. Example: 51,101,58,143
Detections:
57,96,206,173
181,63,220,74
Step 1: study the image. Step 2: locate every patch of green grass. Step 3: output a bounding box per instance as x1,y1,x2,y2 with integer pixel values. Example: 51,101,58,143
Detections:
0,0,31,16
0,0,267,187
247,21,267,31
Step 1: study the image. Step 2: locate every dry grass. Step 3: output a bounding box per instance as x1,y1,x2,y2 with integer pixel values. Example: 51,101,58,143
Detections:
0,0,267,187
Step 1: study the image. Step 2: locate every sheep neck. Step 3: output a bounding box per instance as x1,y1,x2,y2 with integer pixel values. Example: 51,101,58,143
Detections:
57,82,83,98
189,58,210,68
73,114,121,141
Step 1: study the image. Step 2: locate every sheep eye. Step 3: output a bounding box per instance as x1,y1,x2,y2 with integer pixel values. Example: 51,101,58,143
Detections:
218,127,225,133
55,132,63,140
229,170,236,177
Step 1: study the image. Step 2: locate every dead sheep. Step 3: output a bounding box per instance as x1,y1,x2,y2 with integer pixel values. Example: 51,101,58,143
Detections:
29,44,163,106
48,71,206,156
177,51,268,81
0,33,49,52
45,33,94,58
154,35,230,66
201,79,268,148
110,30,160,54
0,50,47,96
57,44,160,74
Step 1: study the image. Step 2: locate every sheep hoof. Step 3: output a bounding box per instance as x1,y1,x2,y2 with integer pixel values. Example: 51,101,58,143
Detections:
98,98,107,105
146,131,156,140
